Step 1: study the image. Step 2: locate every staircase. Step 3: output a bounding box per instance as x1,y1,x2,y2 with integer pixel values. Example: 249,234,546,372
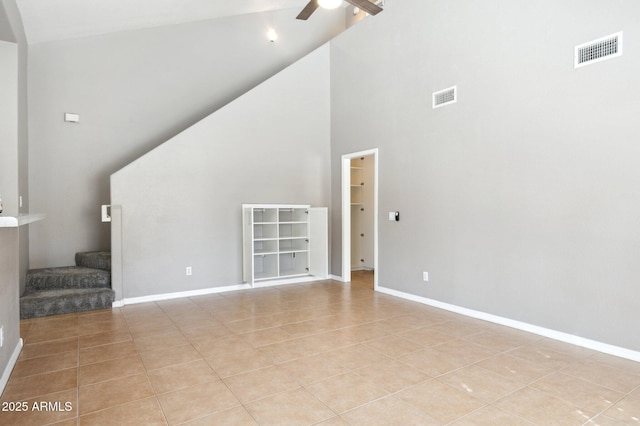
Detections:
20,251,115,319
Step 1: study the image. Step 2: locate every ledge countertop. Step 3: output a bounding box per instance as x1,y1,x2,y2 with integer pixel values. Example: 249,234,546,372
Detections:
0,213,46,227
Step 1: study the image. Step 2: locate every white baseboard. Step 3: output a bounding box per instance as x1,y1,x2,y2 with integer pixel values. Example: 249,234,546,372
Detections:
122,284,251,305
1,338,23,396
377,286,640,363
110,279,640,362
118,276,328,306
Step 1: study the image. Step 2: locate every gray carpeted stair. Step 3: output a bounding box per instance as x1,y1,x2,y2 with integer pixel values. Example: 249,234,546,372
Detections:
25,267,110,291
75,251,111,271
20,251,114,319
20,288,115,319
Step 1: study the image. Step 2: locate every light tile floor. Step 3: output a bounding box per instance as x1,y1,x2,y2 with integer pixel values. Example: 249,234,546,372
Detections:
2,271,640,425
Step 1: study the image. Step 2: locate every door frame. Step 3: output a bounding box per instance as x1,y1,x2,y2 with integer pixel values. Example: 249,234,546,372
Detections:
341,148,379,289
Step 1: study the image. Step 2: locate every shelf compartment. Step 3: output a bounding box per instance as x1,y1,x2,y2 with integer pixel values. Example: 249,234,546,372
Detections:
350,187,363,204
253,223,277,239
253,208,278,223
279,238,308,252
278,223,307,238
278,208,307,223
279,252,309,277
350,169,364,184
254,239,278,254
254,254,278,280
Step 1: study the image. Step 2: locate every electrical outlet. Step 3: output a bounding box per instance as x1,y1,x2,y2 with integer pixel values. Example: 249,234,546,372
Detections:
186,266,192,276
423,272,429,282
0,326,4,348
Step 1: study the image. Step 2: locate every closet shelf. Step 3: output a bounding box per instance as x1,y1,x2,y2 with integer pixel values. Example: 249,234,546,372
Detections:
243,204,327,286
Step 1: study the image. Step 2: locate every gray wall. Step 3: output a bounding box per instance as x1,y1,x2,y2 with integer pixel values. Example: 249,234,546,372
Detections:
0,228,20,387
0,0,15,42
4,0,31,295
111,45,331,300
1,0,27,216
0,39,18,217
330,0,640,351
0,31,20,389
28,8,345,269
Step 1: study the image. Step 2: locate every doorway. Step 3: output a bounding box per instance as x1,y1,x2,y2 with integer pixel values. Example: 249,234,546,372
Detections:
341,149,378,289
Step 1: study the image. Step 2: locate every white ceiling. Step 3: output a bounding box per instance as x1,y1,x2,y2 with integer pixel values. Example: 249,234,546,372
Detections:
16,0,316,44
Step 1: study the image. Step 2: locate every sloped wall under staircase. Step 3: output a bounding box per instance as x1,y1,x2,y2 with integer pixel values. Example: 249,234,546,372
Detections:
111,44,331,302
28,8,345,271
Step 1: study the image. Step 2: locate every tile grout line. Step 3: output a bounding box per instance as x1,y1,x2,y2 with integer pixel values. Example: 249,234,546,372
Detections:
10,279,640,425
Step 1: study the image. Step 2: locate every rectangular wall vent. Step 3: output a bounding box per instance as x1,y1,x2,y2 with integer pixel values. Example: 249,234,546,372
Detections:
575,32,622,68
432,86,457,108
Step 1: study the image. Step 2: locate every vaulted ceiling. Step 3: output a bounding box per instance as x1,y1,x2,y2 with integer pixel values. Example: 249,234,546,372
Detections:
14,0,334,44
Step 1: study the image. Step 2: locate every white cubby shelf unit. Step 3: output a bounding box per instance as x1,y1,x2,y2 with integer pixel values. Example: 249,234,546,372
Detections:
242,204,328,287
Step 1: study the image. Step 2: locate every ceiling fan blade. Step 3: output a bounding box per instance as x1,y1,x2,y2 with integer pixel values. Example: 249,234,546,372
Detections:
344,0,383,16
296,0,319,20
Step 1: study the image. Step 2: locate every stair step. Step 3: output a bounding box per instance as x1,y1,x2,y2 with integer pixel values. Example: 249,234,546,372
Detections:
75,251,111,271
20,288,115,319
26,267,111,292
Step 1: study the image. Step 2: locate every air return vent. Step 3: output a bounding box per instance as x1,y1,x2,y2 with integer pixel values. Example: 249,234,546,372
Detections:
432,86,457,109
575,32,622,68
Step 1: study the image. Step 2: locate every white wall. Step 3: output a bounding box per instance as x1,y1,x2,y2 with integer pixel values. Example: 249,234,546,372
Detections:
111,45,331,300
330,0,640,351
28,8,344,268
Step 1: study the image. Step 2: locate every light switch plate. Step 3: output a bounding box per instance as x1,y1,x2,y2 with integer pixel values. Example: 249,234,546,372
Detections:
64,113,80,123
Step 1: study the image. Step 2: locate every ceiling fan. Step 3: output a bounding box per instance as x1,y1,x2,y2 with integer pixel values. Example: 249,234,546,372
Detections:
296,0,383,21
